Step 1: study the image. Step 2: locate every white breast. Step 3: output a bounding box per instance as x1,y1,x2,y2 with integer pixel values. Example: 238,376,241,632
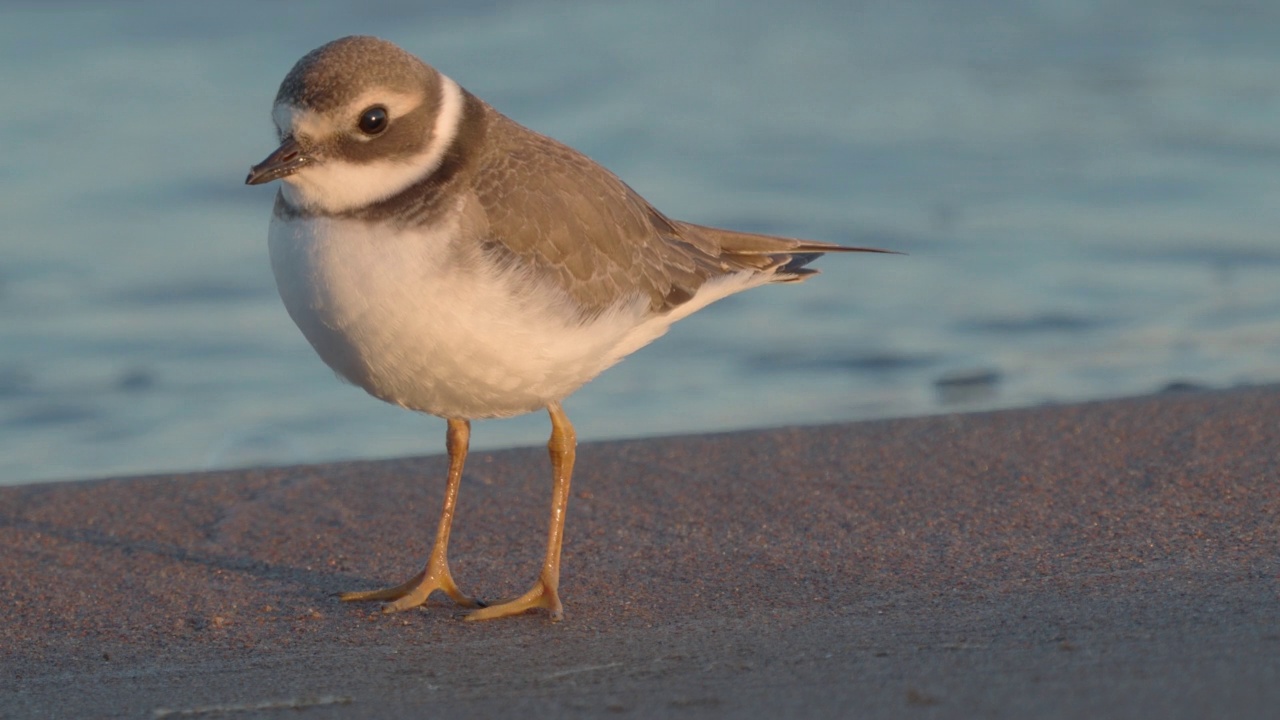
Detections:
267,211,658,419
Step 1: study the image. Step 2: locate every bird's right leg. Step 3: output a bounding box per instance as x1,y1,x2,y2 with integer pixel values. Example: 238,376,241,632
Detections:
340,417,483,612
465,401,576,622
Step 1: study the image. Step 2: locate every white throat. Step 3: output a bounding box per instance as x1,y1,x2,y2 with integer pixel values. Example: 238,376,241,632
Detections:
278,74,465,215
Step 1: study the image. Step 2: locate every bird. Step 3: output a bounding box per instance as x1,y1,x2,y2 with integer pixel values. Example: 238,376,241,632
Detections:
245,36,893,622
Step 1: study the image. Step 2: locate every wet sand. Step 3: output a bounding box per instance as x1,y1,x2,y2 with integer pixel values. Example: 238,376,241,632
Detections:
2,387,1278,718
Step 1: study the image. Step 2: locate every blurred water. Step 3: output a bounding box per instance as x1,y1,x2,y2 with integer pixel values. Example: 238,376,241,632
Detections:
2,0,1278,485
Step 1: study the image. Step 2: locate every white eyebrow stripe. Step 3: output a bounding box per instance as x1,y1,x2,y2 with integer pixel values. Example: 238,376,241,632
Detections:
272,103,329,141
341,89,423,124
272,88,430,142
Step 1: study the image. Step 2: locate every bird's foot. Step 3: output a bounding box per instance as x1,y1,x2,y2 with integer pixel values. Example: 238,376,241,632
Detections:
340,565,483,613
465,576,562,622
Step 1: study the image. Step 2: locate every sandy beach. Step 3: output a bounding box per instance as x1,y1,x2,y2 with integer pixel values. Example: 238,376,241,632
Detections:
2,387,1278,718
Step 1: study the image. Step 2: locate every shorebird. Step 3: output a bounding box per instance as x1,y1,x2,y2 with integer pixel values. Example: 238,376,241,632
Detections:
246,36,892,621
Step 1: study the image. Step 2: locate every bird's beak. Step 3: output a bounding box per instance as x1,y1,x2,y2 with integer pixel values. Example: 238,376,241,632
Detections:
245,136,311,185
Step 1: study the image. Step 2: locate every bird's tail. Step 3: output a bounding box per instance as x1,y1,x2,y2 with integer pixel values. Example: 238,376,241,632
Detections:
675,222,901,282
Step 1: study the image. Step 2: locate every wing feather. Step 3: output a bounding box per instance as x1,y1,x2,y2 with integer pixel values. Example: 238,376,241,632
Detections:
471,110,896,319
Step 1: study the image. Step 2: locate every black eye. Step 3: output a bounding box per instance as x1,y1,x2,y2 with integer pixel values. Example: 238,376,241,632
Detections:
357,106,388,135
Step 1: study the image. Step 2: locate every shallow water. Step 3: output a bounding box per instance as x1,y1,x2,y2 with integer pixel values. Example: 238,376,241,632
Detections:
3,0,1279,485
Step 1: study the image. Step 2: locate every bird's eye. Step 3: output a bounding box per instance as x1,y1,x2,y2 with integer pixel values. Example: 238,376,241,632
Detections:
357,106,389,135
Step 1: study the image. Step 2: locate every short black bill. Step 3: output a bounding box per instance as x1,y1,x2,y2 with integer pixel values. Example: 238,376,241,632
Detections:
245,136,310,185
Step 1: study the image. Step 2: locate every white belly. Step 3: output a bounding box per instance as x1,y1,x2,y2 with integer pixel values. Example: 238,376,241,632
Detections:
267,212,652,419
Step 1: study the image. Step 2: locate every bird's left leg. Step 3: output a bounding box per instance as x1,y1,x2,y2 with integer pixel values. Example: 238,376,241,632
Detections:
340,417,483,612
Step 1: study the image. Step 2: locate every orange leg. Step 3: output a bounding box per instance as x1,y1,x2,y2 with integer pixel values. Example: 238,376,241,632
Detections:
466,401,577,622
340,418,482,612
